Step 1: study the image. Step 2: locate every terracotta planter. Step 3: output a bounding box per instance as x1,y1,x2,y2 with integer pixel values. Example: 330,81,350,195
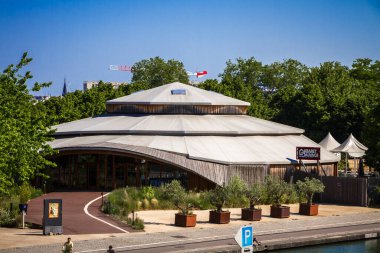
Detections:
270,205,290,218
175,213,197,227
209,210,230,224
299,203,319,216
241,208,262,221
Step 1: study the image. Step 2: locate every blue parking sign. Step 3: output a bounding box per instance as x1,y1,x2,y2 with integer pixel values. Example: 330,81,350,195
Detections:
242,226,253,247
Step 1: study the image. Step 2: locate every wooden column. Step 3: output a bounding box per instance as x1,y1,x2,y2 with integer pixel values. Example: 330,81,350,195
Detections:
96,155,100,188
104,155,107,188
112,155,116,189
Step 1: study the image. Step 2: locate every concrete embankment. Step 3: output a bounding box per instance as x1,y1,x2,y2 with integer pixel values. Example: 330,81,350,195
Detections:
1,205,379,253
187,223,380,253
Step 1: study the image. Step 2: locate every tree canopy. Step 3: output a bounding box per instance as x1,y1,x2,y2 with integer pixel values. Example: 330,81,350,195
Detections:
1,52,379,191
131,57,189,88
0,53,55,194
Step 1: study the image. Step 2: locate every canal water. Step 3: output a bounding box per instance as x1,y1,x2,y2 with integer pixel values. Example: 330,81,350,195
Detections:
273,239,380,252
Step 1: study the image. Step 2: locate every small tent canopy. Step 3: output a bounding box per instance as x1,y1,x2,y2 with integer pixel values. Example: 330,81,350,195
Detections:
333,134,368,174
332,133,368,158
319,132,340,151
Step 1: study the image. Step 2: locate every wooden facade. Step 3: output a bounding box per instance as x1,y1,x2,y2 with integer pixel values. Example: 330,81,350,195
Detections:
106,104,248,115
51,152,216,191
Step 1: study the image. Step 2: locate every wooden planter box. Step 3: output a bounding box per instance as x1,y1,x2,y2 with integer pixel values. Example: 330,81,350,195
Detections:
270,205,290,218
241,208,262,221
209,210,230,224
299,203,319,216
175,213,197,227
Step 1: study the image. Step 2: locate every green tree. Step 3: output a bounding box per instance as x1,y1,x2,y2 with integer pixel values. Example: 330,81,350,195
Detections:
363,102,380,171
0,53,56,194
215,58,273,119
131,57,189,88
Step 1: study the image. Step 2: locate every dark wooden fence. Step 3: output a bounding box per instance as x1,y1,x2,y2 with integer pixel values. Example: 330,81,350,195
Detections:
289,170,380,206
319,176,368,206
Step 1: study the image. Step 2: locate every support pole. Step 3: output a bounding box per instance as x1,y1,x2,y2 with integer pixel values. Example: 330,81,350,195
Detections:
22,210,25,229
345,153,348,174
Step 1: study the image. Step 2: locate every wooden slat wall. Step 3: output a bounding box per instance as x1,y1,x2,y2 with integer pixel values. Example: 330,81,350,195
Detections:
227,165,268,185
269,164,336,180
106,104,248,115
319,176,368,206
55,144,338,190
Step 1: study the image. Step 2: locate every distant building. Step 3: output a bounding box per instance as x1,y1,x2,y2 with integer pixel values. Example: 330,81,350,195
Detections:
33,95,51,102
188,80,201,86
62,78,68,96
83,81,128,91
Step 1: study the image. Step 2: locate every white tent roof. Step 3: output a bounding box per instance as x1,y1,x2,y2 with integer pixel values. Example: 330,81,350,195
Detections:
319,132,340,151
53,114,304,136
107,82,250,106
332,134,368,158
50,134,339,165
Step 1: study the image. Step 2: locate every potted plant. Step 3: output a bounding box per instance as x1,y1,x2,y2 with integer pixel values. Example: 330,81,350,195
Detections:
162,180,196,227
241,182,265,221
296,177,325,216
208,186,231,224
265,176,292,218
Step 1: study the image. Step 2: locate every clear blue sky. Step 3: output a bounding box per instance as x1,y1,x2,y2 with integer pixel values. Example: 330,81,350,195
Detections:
1,0,379,96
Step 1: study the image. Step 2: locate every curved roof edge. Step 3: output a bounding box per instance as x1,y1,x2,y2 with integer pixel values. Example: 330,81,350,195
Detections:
56,144,228,186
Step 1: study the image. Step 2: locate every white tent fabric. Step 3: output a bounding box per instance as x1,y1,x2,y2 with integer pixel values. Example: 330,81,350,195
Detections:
53,114,304,136
319,132,340,151
332,134,368,158
107,82,251,106
319,132,341,159
50,134,339,165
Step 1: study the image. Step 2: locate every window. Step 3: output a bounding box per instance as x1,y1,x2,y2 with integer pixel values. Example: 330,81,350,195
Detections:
171,89,186,95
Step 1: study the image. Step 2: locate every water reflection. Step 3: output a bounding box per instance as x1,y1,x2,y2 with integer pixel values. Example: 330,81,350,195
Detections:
273,239,380,253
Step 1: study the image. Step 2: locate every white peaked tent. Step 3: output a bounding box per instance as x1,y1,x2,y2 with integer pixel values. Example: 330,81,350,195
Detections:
319,132,341,159
319,132,340,151
332,134,368,173
333,134,368,158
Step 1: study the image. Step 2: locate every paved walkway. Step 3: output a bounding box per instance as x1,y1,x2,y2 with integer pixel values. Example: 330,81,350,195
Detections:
25,192,133,234
1,204,379,252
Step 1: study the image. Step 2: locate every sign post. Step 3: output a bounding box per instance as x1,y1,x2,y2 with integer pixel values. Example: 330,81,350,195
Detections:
235,225,254,253
296,147,321,174
18,204,28,229
43,199,63,235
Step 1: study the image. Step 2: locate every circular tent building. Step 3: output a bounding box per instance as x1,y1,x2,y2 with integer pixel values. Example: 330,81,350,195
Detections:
49,82,339,190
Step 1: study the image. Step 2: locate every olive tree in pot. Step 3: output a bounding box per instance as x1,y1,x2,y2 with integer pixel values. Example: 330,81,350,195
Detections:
208,186,231,224
241,182,265,221
265,176,292,218
296,177,325,216
161,180,196,227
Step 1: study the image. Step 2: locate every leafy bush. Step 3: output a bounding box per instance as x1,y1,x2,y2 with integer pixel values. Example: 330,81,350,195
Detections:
265,176,293,207
244,182,266,210
141,186,155,200
296,177,325,205
105,188,138,216
225,176,247,208
127,217,144,230
0,208,16,228
160,180,195,215
195,191,213,210
207,186,229,212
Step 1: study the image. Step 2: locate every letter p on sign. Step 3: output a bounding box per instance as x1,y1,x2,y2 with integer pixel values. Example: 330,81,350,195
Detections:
242,226,253,247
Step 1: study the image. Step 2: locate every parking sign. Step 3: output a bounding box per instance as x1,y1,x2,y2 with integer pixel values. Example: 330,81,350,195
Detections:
235,225,253,251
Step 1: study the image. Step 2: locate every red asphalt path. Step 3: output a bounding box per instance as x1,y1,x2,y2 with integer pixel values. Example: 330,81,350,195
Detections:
25,192,134,234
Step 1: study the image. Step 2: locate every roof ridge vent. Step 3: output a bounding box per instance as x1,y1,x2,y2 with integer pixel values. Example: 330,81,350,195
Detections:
171,89,187,95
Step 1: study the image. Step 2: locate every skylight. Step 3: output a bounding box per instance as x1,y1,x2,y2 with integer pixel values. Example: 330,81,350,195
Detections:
171,89,186,95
